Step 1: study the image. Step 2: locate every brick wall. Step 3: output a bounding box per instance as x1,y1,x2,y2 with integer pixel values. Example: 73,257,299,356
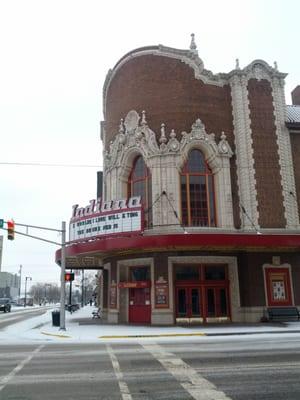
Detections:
290,133,300,214
292,86,300,105
105,53,240,226
248,79,286,228
105,55,234,149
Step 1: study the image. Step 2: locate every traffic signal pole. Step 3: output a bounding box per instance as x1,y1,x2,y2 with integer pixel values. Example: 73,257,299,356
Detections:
60,221,66,330
0,220,67,331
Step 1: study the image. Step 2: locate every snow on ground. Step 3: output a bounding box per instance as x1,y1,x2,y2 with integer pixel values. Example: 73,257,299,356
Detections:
1,305,300,344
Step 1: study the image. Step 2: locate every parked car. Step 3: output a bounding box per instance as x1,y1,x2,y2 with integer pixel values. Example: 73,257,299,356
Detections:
0,298,12,313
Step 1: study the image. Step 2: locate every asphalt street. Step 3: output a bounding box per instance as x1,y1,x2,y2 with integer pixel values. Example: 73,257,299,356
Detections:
0,308,48,329
0,337,300,400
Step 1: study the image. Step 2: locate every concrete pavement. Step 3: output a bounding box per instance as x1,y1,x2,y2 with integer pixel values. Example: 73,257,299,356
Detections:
39,306,300,341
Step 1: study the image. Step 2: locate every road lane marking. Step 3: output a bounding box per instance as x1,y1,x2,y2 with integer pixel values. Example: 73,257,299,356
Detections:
99,332,205,339
0,344,44,392
106,345,133,400
142,343,232,400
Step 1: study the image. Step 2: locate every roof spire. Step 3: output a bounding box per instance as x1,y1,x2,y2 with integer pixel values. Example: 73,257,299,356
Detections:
189,33,198,54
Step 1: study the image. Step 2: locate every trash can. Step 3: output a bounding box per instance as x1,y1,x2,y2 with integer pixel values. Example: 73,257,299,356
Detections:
52,310,60,326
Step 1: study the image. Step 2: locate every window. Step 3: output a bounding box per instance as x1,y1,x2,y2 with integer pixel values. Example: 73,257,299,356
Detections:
175,265,199,280
181,149,216,227
131,267,150,281
205,265,226,280
128,156,152,227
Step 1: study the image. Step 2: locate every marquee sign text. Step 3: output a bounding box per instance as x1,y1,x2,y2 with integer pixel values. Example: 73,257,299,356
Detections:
69,196,142,242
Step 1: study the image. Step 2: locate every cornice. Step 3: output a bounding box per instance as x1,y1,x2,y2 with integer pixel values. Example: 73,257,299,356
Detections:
102,45,227,118
227,59,287,82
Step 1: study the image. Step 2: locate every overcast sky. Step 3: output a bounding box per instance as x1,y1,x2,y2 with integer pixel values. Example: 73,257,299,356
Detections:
0,0,299,290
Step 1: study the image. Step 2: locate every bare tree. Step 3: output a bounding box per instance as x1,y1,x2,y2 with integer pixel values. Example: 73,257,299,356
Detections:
29,283,60,304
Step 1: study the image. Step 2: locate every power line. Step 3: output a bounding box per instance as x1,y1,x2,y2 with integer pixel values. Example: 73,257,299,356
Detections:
0,162,102,168
1,160,299,170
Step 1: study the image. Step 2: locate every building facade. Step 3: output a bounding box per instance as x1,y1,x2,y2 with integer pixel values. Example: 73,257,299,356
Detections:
57,36,300,324
0,271,20,299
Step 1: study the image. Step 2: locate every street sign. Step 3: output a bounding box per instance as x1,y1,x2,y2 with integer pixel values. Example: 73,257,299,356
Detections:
0,219,4,228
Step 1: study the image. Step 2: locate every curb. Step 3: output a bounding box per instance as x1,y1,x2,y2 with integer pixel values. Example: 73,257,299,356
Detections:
40,329,300,340
99,332,206,339
205,329,300,337
41,331,71,339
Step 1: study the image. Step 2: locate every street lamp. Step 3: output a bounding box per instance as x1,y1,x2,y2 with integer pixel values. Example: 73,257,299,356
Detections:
44,283,51,304
24,276,32,307
18,264,22,299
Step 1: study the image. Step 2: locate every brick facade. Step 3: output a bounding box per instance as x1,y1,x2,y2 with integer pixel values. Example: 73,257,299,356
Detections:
105,54,234,150
248,79,285,228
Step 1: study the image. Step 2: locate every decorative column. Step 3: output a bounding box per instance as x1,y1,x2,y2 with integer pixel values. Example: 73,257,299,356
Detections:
215,132,234,229
230,73,258,230
272,75,300,228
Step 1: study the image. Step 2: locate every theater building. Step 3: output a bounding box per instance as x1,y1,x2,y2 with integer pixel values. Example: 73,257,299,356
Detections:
56,36,300,325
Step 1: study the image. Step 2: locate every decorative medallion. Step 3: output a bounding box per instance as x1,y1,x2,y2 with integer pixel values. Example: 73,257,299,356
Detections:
124,110,140,132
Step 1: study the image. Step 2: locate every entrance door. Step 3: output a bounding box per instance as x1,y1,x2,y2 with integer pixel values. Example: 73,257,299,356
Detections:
129,287,151,323
205,287,229,318
176,287,201,319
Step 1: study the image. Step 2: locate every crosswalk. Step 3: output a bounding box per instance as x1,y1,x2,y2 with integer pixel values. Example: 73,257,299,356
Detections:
0,342,234,400
2,340,300,399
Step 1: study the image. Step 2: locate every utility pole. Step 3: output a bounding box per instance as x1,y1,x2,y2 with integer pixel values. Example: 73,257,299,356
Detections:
24,276,32,307
68,269,73,306
81,268,84,307
18,264,22,298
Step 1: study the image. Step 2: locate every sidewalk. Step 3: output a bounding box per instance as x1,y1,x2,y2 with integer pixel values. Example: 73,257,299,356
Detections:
38,306,300,343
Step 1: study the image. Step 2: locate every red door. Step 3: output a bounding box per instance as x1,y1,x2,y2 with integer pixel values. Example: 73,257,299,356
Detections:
129,287,151,323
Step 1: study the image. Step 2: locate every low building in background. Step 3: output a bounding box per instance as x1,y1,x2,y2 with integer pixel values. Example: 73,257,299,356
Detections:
56,36,300,325
0,271,20,299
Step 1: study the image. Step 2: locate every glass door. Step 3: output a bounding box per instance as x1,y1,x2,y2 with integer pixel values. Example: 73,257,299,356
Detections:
205,287,229,319
176,287,201,319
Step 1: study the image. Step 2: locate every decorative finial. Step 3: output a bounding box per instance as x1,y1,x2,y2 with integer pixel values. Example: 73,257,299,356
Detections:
170,129,176,139
119,118,124,134
274,61,278,70
221,131,226,140
159,123,167,144
235,58,240,69
141,110,147,125
190,33,198,53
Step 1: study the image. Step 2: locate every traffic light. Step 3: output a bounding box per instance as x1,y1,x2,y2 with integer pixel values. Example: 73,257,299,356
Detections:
7,220,15,240
64,272,74,282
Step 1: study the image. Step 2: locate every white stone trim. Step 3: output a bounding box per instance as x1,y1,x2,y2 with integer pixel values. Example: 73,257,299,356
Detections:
230,74,258,229
104,112,234,230
272,77,300,228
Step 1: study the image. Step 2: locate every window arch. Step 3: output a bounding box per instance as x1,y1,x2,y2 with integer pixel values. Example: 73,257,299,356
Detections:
181,149,216,227
128,155,152,227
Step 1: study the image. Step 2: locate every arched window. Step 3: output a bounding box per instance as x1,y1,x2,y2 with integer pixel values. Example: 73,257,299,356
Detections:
128,156,152,227
181,149,216,227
